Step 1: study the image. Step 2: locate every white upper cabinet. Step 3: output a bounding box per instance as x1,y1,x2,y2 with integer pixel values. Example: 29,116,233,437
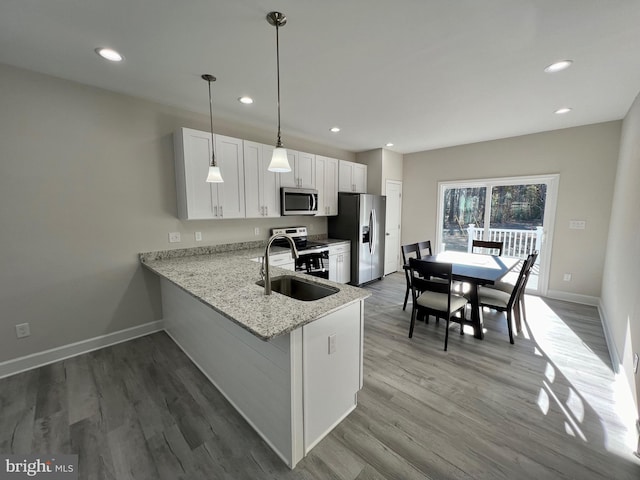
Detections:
174,128,216,220
244,141,280,218
215,134,246,219
338,160,367,193
315,155,339,216
174,128,245,220
280,150,316,189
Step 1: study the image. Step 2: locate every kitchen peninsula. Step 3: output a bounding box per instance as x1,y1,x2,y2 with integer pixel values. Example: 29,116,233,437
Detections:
140,242,369,468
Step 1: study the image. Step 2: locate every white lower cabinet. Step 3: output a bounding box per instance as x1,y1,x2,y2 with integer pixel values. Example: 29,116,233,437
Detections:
302,302,362,452
160,278,363,469
268,252,296,271
329,242,351,284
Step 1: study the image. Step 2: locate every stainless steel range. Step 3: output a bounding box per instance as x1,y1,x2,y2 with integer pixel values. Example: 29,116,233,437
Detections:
271,226,329,279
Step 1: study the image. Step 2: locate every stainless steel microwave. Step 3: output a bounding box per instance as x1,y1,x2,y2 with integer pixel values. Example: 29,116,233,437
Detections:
281,187,318,216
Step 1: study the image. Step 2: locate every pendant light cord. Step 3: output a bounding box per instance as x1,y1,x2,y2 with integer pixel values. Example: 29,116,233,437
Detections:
207,78,216,167
275,21,283,148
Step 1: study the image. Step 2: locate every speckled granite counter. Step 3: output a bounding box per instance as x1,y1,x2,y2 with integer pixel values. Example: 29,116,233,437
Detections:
140,241,368,340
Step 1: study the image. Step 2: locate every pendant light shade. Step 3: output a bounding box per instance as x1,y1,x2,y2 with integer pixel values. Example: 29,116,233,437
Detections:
269,146,290,172
267,11,292,173
206,165,224,182
202,74,224,183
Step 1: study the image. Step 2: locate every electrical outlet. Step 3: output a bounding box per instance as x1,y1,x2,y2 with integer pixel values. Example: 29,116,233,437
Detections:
254,227,260,236
634,353,639,374
195,231,202,241
168,232,181,243
328,334,337,354
16,323,30,338
563,273,572,282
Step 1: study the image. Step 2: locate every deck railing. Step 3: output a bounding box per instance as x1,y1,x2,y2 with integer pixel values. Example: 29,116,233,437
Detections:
467,224,542,259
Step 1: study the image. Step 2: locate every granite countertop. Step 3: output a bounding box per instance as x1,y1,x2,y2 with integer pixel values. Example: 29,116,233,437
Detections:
139,240,368,341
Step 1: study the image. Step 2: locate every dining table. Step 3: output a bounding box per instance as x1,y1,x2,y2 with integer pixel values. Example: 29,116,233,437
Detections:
408,251,520,339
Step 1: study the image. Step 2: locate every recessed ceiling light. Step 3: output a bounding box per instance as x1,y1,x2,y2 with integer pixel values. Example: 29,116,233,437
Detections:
385,143,394,147
330,127,340,133
544,60,573,73
95,47,124,62
554,107,572,114
238,96,253,104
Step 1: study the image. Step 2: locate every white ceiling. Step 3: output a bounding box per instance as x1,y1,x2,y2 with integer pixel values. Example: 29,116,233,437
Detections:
2,0,640,154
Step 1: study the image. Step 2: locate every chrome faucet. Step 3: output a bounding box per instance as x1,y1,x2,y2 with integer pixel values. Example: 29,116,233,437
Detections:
261,234,299,295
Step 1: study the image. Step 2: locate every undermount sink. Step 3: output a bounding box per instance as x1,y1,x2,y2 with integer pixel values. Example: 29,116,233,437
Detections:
257,275,339,301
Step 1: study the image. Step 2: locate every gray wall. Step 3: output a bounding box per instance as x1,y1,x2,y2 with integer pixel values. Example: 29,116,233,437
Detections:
0,64,354,363
402,122,621,298
601,92,640,414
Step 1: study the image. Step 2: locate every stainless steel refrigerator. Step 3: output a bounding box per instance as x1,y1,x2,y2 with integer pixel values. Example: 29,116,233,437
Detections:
328,193,386,286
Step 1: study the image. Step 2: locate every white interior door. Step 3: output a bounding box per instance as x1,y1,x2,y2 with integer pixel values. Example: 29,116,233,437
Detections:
384,180,402,275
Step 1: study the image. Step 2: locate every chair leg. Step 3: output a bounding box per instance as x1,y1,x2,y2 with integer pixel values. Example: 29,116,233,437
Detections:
403,285,409,311
444,316,450,351
409,306,417,338
518,295,527,331
506,310,514,344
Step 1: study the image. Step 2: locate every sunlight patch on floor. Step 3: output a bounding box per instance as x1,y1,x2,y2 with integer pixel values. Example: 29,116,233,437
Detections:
525,295,637,456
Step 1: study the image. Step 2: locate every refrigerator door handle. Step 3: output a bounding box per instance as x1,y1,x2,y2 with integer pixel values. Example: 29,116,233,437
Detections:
368,210,373,254
371,208,376,256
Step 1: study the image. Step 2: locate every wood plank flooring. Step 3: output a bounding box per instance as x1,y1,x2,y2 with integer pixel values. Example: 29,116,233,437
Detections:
1,272,639,479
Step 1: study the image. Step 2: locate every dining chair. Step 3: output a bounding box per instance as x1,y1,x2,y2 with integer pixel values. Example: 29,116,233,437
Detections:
401,243,421,311
408,257,468,351
516,251,538,330
476,253,535,344
417,240,433,258
472,240,504,256
484,251,538,331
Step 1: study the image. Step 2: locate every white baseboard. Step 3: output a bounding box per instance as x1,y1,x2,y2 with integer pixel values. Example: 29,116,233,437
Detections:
0,320,164,379
597,300,621,374
545,289,600,306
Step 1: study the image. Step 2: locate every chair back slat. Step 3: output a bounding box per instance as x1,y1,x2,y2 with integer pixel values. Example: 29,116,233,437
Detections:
417,240,433,258
401,243,420,264
472,240,504,256
408,258,452,294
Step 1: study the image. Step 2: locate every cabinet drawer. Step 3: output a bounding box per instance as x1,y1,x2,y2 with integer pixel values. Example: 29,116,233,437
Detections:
269,253,295,265
329,242,351,255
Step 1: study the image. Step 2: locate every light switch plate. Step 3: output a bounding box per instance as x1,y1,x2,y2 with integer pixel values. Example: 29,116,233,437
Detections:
634,353,639,374
569,220,586,230
168,232,181,243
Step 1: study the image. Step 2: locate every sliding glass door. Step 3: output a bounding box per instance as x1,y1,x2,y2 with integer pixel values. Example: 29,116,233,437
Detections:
437,175,559,295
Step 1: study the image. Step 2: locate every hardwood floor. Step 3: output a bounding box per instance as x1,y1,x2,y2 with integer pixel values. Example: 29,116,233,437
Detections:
1,272,639,479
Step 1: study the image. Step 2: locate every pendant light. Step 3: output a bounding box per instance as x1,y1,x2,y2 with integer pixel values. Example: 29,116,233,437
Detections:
266,11,292,173
203,74,224,183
